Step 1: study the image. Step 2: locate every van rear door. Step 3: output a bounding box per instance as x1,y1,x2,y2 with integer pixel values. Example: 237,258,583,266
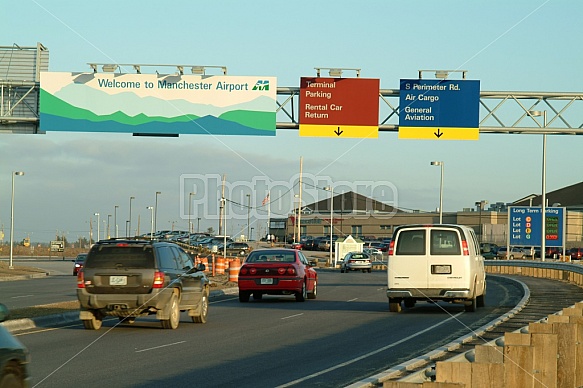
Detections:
426,228,469,290
390,228,428,289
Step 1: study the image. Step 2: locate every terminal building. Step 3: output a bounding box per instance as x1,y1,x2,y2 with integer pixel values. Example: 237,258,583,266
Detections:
268,182,583,246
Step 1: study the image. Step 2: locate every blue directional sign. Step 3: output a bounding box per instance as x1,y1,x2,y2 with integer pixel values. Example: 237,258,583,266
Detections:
509,206,564,247
398,79,480,140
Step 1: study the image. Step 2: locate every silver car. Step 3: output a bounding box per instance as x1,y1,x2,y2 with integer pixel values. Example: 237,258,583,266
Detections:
341,252,372,273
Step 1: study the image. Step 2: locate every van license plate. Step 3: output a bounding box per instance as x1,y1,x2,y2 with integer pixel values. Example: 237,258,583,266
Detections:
432,265,451,274
110,276,127,285
261,278,273,285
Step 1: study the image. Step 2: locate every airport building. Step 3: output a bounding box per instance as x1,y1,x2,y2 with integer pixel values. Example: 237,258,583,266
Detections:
268,182,583,246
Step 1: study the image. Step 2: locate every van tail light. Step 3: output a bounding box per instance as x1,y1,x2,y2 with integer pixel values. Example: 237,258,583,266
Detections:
153,271,165,288
388,240,395,256
77,270,85,288
461,241,470,256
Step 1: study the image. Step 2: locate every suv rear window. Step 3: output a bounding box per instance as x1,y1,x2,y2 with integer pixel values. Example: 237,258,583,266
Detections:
85,246,155,269
395,230,426,255
430,230,461,255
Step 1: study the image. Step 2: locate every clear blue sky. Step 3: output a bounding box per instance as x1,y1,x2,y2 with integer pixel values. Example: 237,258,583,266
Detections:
2,0,582,244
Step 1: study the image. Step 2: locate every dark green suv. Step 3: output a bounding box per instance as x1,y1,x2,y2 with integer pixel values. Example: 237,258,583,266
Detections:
77,239,209,330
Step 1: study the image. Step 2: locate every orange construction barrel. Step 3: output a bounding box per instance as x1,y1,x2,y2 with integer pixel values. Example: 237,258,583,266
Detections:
229,258,241,283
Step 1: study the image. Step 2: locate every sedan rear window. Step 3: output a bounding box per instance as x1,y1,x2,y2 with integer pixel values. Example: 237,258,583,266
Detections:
246,252,295,263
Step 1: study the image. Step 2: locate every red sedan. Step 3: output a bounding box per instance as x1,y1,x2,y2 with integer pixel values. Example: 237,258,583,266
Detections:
238,248,317,302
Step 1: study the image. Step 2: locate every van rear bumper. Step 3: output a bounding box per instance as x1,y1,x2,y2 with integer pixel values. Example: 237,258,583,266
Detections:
387,289,471,299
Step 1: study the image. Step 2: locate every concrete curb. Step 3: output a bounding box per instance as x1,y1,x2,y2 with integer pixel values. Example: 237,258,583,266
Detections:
1,287,240,333
0,272,50,282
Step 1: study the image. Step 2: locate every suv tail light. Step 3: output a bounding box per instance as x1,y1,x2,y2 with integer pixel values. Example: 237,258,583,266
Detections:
77,270,85,288
153,271,165,288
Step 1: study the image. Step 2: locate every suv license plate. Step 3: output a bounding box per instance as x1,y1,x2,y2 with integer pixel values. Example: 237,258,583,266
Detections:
110,276,128,286
261,278,273,285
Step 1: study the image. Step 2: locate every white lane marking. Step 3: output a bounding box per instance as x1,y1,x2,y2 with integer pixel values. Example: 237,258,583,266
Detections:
275,312,464,388
281,313,304,320
11,295,34,299
347,298,358,302
135,341,186,353
209,297,239,304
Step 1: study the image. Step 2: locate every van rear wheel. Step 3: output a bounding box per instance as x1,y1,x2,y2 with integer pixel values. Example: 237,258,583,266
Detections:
465,297,477,312
389,299,402,313
477,293,485,308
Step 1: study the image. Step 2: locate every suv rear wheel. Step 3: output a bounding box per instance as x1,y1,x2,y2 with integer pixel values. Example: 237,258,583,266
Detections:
191,292,209,324
82,311,103,330
161,293,180,329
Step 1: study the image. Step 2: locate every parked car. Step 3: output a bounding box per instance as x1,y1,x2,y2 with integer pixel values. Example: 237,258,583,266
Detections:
341,251,372,273
72,253,87,276
307,237,327,251
568,247,583,260
496,247,527,259
363,247,382,257
302,238,316,250
317,239,331,251
77,239,209,330
480,243,499,255
0,303,30,387
238,248,317,302
218,242,250,256
290,241,303,250
387,224,486,313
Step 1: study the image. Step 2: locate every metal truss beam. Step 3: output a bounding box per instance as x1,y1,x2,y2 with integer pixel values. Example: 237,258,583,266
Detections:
3,85,583,135
277,88,583,135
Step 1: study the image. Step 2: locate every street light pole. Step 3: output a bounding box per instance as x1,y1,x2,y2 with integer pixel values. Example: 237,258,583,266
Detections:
147,206,154,239
189,192,195,234
9,171,24,269
107,215,112,239
94,212,100,243
475,200,488,243
128,196,135,237
154,191,161,235
325,186,334,267
430,161,444,224
529,110,547,261
114,205,119,238
246,194,251,241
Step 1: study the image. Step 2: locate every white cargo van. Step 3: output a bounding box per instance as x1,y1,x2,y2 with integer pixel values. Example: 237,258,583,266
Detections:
387,224,486,313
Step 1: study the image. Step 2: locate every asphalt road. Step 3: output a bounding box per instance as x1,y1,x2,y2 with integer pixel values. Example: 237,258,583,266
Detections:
11,270,522,388
1,259,77,310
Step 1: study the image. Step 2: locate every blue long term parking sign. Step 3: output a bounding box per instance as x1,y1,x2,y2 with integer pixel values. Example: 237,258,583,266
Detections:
509,206,564,247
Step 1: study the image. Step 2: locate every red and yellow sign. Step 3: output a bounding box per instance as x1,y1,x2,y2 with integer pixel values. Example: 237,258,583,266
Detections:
299,77,379,138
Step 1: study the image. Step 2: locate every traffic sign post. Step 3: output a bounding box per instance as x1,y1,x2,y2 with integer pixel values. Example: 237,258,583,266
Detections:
508,206,565,248
398,79,480,140
299,77,379,138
